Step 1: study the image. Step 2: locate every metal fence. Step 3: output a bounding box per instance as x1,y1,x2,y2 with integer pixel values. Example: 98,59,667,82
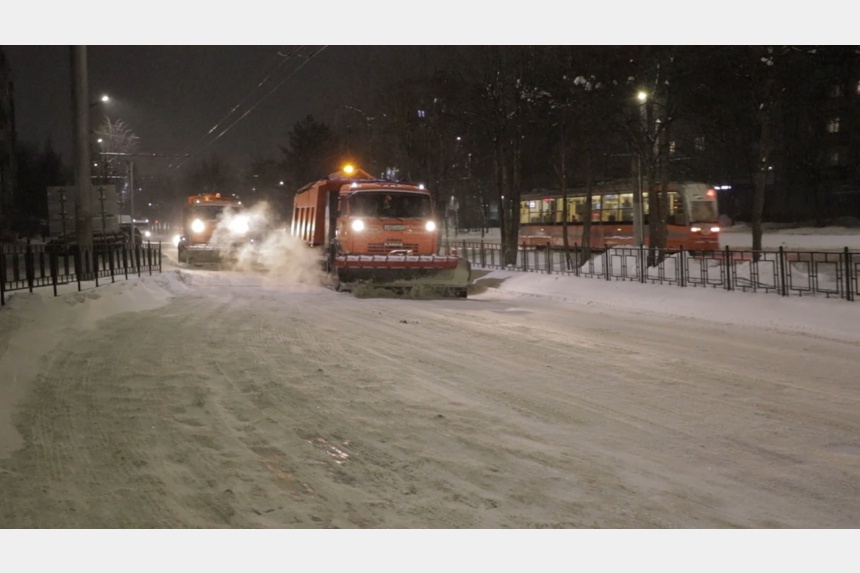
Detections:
445,240,859,302
1,241,163,306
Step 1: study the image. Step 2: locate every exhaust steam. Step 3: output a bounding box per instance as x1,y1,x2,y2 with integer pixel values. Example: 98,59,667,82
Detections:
207,201,326,286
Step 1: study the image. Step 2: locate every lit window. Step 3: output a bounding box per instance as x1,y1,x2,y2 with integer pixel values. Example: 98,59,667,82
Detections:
829,151,841,166
856,80,860,96
669,140,676,155
827,117,840,133
417,109,426,118
694,136,705,151
830,84,844,98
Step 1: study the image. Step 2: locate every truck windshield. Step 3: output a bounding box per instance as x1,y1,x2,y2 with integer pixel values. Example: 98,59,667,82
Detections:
187,205,228,221
350,192,431,218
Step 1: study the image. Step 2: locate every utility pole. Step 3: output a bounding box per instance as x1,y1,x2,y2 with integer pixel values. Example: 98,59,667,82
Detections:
632,153,643,247
632,91,648,248
129,160,135,243
71,46,93,253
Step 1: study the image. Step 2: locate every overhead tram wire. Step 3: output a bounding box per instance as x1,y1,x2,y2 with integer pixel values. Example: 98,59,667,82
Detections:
170,46,307,167
173,46,327,168
172,46,328,169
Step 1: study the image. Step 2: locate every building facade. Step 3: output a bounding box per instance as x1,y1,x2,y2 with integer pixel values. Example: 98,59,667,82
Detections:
0,48,17,235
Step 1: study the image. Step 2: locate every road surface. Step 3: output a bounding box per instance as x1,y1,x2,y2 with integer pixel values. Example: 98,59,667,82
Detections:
0,264,858,527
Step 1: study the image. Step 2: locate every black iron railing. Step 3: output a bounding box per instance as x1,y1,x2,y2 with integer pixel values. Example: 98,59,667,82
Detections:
445,240,858,303
1,241,162,306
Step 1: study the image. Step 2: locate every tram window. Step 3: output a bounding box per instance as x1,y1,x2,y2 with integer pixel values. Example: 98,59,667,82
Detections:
521,198,556,224
569,198,585,222
520,201,536,224
672,195,684,215
601,194,621,222
541,200,553,223
668,193,686,225
690,200,718,223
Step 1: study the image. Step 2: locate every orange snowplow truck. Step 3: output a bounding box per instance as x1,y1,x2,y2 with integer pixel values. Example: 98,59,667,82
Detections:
177,193,249,264
291,165,471,297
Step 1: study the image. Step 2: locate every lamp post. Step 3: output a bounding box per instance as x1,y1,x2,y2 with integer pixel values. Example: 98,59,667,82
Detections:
633,90,648,247
71,46,93,256
128,160,135,246
90,95,111,183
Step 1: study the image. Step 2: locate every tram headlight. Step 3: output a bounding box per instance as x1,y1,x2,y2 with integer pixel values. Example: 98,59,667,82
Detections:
191,218,205,233
425,220,437,232
351,219,365,232
691,226,702,233
710,226,720,233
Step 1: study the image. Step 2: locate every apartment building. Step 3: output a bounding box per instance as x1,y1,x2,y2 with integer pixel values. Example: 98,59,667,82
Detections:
0,48,16,235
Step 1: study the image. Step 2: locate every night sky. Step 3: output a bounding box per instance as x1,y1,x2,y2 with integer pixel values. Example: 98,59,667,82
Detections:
2,45,463,174
1,4,832,178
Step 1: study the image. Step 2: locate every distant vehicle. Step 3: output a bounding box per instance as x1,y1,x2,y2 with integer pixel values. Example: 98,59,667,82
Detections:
135,219,153,240
177,193,253,264
119,218,152,245
291,164,471,297
519,180,721,251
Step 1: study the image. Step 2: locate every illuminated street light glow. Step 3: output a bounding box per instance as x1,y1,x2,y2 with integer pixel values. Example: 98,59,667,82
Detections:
89,94,110,108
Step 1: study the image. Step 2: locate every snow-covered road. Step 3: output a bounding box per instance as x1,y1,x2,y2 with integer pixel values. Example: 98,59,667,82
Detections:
1,260,857,528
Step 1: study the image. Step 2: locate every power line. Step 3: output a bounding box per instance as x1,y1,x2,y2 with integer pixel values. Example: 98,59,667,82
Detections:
174,46,302,162
173,46,328,169
98,152,188,157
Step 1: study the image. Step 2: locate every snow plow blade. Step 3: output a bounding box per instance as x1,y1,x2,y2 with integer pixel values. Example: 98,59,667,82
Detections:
333,255,471,297
179,246,235,266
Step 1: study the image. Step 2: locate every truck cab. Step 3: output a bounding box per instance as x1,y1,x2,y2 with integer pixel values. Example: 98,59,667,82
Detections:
177,193,249,263
334,181,439,257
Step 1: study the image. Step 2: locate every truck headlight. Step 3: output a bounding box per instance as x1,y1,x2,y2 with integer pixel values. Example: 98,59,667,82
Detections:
351,219,365,232
425,221,437,232
191,219,205,233
229,215,250,235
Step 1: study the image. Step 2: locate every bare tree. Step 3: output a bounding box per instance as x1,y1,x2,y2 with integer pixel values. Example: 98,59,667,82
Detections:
473,46,536,267
93,117,140,185
628,48,677,264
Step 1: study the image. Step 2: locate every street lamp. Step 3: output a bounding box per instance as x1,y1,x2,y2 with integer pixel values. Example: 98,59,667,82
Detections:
633,91,648,247
90,94,110,108
89,96,110,180
95,138,109,184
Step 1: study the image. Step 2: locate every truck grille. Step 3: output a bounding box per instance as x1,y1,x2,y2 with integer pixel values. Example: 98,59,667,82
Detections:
367,242,419,254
